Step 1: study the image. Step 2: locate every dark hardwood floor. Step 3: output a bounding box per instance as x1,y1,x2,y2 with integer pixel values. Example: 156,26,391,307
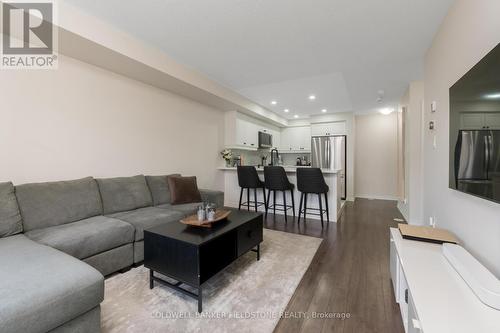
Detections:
264,198,405,333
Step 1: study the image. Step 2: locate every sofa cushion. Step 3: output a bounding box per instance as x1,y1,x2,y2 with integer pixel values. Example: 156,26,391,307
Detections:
109,207,184,241
97,175,153,214
0,235,103,333
200,189,225,208
157,202,202,217
167,175,202,205
25,216,135,260
0,182,22,237
15,177,102,232
146,174,180,206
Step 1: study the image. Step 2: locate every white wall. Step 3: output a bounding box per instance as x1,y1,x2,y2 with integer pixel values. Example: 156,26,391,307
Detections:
0,54,225,189
398,81,425,225
354,113,398,200
423,0,500,276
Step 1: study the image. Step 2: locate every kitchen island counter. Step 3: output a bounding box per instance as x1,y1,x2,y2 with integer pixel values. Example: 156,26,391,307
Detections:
217,166,340,174
218,166,344,222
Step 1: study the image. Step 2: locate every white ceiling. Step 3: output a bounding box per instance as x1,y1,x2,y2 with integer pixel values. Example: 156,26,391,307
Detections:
65,0,454,119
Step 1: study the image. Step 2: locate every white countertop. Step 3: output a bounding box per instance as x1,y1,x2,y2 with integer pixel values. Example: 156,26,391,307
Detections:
218,166,340,174
390,228,500,333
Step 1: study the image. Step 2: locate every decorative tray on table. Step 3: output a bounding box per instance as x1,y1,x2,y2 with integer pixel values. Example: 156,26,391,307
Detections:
180,210,231,228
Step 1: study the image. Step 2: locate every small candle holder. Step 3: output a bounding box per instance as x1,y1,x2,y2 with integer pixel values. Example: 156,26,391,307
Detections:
205,203,216,221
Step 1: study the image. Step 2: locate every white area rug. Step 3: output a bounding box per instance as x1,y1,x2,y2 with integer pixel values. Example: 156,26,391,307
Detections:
102,229,322,333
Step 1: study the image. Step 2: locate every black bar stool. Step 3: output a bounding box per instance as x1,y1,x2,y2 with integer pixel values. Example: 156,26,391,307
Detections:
297,167,329,228
237,166,266,211
263,166,295,222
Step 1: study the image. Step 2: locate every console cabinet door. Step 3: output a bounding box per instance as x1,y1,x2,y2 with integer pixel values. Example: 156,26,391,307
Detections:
408,291,423,333
390,235,400,302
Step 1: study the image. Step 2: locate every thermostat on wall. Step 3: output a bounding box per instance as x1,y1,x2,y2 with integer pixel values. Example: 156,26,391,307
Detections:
431,101,437,113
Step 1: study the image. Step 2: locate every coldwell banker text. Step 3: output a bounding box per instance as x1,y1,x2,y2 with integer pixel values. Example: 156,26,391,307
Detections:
1,1,58,69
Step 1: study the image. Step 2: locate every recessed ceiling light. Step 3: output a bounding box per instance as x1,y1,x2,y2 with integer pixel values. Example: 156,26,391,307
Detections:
294,115,299,118
271,100,277,105
484,93,500,99
284,109,289,113
308,95,316,100
379,107,395,115
321,109,327,113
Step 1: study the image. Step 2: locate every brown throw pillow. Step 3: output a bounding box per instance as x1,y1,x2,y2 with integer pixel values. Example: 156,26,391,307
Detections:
167,175,202,205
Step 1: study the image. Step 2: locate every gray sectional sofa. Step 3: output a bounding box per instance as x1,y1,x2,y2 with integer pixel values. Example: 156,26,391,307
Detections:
0,175,223,333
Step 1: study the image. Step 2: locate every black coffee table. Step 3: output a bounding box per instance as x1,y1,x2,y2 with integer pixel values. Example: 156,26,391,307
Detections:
143,208,263,312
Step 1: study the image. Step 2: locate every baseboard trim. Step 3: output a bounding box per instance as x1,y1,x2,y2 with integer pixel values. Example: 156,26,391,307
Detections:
355,195,399,201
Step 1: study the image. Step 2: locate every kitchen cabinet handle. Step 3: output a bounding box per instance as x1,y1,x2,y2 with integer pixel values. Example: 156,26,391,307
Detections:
251,143,255,146
405,289,408,303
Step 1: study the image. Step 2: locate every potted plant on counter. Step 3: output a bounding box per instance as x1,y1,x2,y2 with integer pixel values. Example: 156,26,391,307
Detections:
220,149,233,167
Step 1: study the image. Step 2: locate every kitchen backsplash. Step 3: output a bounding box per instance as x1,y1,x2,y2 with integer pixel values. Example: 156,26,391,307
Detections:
228,149,310,167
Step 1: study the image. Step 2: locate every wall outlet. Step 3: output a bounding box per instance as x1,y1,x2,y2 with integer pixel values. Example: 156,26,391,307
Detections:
429,216,436,228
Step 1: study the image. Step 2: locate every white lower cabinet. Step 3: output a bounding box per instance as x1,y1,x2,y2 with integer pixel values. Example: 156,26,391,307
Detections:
389,228,500,333
390,237,400,301
390,231,422,333
408,292,422,333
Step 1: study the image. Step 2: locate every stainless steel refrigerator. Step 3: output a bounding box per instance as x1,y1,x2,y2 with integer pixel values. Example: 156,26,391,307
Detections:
454,130,500,202
311,135,346,200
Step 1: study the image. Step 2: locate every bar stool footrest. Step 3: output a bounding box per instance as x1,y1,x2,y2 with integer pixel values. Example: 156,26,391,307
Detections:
268,203,294,212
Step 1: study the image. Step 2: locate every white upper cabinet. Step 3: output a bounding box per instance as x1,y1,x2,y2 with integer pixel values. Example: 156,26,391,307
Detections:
236,117,258,148
268,128,281,149
460,112,500,129
311,121,346,136
483,113,500,129
224,111,280,151
280,126,311,152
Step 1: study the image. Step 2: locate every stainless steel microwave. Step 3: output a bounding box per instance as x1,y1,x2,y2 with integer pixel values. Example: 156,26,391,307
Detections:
258,131,273,148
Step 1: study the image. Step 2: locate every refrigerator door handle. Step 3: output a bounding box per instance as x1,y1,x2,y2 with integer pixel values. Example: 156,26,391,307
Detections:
484,136,490,177
487,135,493,177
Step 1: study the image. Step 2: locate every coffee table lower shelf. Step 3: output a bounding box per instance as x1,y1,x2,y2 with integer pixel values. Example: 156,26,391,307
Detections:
148,244,260,313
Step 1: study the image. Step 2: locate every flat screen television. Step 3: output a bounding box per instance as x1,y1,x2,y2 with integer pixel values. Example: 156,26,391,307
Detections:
449,43,500,204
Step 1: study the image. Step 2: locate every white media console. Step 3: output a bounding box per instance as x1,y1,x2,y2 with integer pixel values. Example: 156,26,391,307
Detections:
389,228,500,333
